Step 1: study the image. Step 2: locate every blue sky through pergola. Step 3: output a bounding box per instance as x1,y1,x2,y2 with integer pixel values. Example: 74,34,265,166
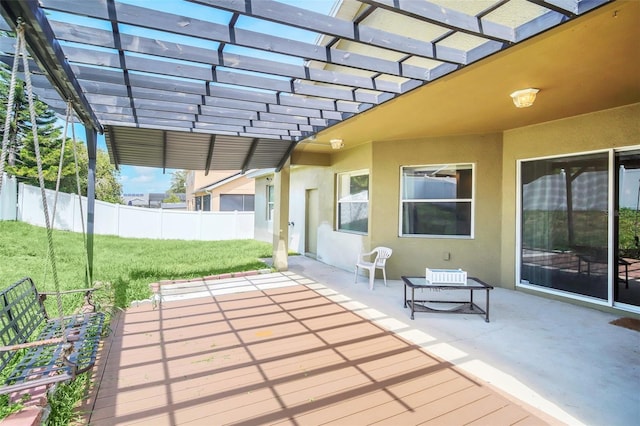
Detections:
65,0,338,195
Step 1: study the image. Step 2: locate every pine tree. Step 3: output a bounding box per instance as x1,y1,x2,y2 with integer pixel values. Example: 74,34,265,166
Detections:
1,64,123,202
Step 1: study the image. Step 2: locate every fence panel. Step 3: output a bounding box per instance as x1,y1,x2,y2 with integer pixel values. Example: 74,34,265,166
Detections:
118,205,163,239
201,211,254,240
14,183,254,240
0,173,17,221
161,210,199,240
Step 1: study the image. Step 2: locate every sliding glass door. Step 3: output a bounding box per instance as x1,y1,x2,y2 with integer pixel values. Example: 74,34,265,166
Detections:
520,149,640,309
520,152,609,300
615,150,640,307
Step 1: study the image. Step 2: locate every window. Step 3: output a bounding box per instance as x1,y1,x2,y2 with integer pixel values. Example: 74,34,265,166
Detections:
194,195,210,211
220,194,255,211
401,164,474,237
266,185,274,221
337,170,369,233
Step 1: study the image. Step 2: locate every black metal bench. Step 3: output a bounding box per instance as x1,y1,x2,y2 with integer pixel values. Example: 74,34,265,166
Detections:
0,277,105,396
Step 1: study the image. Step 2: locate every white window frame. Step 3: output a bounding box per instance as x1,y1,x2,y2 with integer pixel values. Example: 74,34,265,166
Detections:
266,184,274,221
399,163,475,238
336,169,369,234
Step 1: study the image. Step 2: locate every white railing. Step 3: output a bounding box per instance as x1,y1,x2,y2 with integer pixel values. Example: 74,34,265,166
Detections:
2,180,254,240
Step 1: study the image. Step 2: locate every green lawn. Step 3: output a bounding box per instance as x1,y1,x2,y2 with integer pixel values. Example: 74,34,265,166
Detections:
0,220,274,423
0,220,273,312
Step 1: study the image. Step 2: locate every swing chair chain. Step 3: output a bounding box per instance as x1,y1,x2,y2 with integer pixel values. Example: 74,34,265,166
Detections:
0,20,26,190
60,341,78,377
15,22,68,343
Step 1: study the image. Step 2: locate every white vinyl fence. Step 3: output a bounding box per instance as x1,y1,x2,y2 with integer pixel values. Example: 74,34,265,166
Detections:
0,173,17,221
1,178,254,241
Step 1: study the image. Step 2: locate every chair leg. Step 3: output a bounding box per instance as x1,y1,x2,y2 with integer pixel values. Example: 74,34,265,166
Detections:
369,268,375,290
382,268,387,286
354,266,358,283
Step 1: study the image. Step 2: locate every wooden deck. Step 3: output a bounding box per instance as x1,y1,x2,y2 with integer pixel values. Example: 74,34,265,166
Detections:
81,273,556,425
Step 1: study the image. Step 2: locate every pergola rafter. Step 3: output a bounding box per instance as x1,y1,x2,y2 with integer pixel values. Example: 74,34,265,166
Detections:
0,0,611,172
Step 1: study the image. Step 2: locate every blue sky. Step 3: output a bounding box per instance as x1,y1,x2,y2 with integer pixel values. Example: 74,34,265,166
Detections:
73,123,174,195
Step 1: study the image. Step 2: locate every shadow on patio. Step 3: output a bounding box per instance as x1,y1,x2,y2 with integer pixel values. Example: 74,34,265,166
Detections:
82,257,638,425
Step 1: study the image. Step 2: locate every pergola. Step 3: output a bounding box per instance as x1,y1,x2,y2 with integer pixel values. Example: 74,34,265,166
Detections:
0,0,626,273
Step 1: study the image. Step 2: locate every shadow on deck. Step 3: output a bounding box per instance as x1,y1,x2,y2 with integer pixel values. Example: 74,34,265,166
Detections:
82,271,559,425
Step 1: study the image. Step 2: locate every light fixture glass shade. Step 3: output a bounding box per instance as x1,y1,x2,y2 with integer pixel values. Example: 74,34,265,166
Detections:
510,88,539,108
330,139,344,149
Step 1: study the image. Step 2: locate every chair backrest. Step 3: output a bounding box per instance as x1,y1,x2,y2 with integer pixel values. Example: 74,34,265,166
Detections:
0,277,47,372
374,247,392,267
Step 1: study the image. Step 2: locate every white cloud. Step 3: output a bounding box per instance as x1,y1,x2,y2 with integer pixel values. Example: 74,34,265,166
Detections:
120,166,173,194
129,166,157,183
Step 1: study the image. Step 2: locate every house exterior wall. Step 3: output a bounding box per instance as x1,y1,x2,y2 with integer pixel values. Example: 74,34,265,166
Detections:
256,103,639,305
283,146,366,270
253,145,372,270
371,133,503,285
500,102,640,289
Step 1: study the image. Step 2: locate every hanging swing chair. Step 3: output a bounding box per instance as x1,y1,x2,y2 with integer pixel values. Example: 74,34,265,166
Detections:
0,22,104,397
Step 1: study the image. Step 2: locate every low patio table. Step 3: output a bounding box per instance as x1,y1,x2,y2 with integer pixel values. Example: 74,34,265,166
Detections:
401,276,493,322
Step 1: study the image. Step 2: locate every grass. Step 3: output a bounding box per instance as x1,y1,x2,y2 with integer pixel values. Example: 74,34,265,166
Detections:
0,221,273,311
0,220,274,424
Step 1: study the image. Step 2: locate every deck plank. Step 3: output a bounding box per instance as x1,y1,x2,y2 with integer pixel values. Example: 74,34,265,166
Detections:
87,279,552,425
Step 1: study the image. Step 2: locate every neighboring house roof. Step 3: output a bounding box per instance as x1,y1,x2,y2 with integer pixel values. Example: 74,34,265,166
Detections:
245,169,276,180
196,172,244,192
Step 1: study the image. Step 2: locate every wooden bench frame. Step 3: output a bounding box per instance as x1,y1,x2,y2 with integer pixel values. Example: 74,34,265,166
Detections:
0,277,105,396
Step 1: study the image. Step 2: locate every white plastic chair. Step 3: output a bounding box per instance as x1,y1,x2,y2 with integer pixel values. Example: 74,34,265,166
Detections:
354,246,393,290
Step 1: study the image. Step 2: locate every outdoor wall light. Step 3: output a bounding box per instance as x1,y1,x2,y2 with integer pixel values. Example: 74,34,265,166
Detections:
510,88,539,108
330,139,344,149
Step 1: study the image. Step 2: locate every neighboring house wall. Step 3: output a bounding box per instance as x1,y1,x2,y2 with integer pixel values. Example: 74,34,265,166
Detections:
188,170,255,211
209,176,254,211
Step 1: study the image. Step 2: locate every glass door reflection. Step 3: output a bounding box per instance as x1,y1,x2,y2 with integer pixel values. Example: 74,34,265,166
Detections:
615,151,640,307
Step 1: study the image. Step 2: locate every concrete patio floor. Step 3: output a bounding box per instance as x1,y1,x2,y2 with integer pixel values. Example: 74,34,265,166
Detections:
82,256,639,425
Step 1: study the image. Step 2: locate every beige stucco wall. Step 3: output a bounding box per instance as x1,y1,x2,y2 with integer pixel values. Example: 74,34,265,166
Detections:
500,102,640,289
317,144,373,269
255,144,373,271
371,133,504,285
285,135,505,283
263,103,639,301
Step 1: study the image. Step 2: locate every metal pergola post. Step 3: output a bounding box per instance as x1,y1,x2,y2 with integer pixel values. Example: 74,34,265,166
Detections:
85,128,97,283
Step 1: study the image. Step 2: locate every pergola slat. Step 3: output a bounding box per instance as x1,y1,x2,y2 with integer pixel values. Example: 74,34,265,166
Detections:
196,115,251,127
192,0,468,62
0,0,611,172
360,0,516,42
